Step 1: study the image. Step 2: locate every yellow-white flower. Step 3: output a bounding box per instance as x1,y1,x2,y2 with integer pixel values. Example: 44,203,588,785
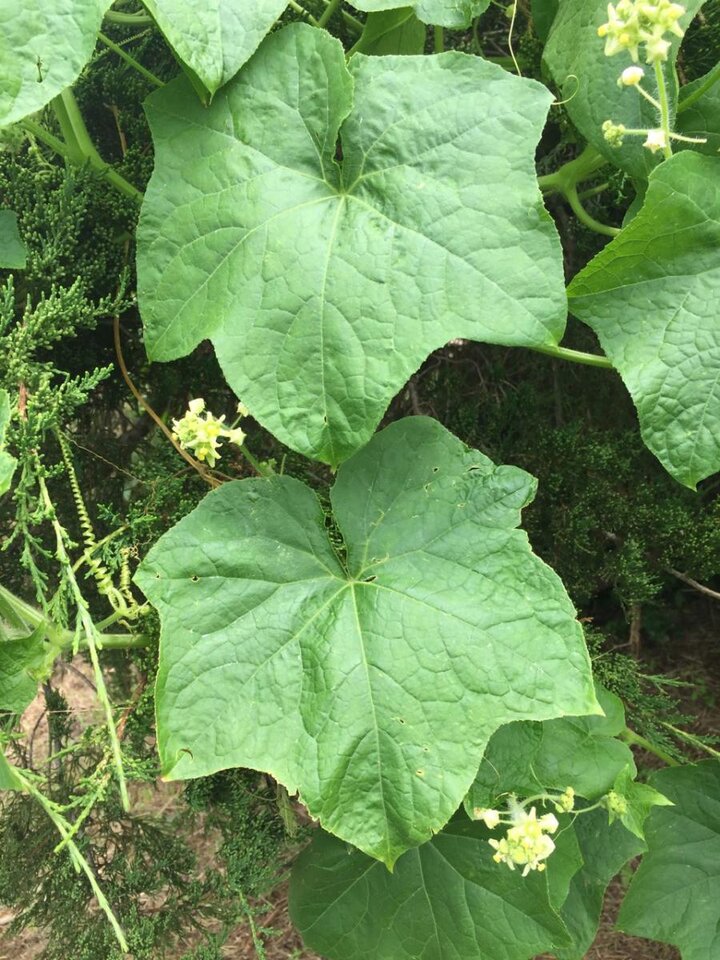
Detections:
488,806,559,878
172,399,246,467
473,807,501,829
643,127,668,152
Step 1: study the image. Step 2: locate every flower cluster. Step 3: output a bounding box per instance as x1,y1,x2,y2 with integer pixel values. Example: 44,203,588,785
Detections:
604,790,629,821
171,398,247,467
598,1,686,63
554,786,576,813
475,803,559,877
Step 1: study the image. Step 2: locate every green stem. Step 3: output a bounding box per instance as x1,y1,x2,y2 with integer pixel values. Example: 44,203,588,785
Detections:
287,0,319,25
320,0,363,33
621,727,679,766
22,118,73,162
434,25,444,52
538,144,608,194
530,343,614,369
49,90,143,202
678,59,720,113
653,59,673,160
97,32,164,87
104,9,153,25
576,181,610,201
240,445,274,477
661,722,720,760
317,0,343,29
13,767,128,953
84,630,150,649
565,184,620,238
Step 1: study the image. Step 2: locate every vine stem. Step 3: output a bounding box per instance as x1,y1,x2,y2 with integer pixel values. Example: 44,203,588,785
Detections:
564,184,620,237
49,90,143,201
317,0,343,29
104,9,153,25
287,0,319,25
434,26,444,53
37,474,130,810
0,584,148,650
653,59,674,160
621,727,679,766
97,31,164,87
11,766,128,953
538,144,608,194
530,343,614,369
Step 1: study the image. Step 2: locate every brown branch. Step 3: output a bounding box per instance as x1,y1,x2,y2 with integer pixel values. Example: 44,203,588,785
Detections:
112,313,221,488
666,567,720,602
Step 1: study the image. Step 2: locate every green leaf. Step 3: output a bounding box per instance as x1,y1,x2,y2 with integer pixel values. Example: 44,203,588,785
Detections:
532,0,558,42
0,630,48,714
351,0,491,29
547,820,584,911
0,389,17,497
289,819,571,960
468,684,634,807
543,0,703,180
352,9,426,56
136,417,597,865
609,764,673,840
141,0,288,96
137,23,566,466
676,68,720,155
618,761,720,960
0,210,26,269
0,0,113,128
568,152,720,488
556,810,643,960
0,749,23,791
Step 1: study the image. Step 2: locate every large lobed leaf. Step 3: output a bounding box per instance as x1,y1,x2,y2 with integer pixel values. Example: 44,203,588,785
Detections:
0,0,112,128
289,819,571,960
569,152,720,488
289,809,643,960
137,23,566,466
619,761,720,960
141,0,288,96
468,684,635,808
136,417,597,865
543,0,703,180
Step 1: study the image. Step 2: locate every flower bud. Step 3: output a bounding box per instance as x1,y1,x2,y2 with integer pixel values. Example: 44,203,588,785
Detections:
620,65,645,85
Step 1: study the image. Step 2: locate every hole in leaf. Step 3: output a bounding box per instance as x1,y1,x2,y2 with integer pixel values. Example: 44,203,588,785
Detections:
362,575,376,583
191,575,199,582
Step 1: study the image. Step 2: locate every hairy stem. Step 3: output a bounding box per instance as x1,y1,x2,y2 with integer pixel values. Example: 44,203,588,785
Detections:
653,60,674,160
